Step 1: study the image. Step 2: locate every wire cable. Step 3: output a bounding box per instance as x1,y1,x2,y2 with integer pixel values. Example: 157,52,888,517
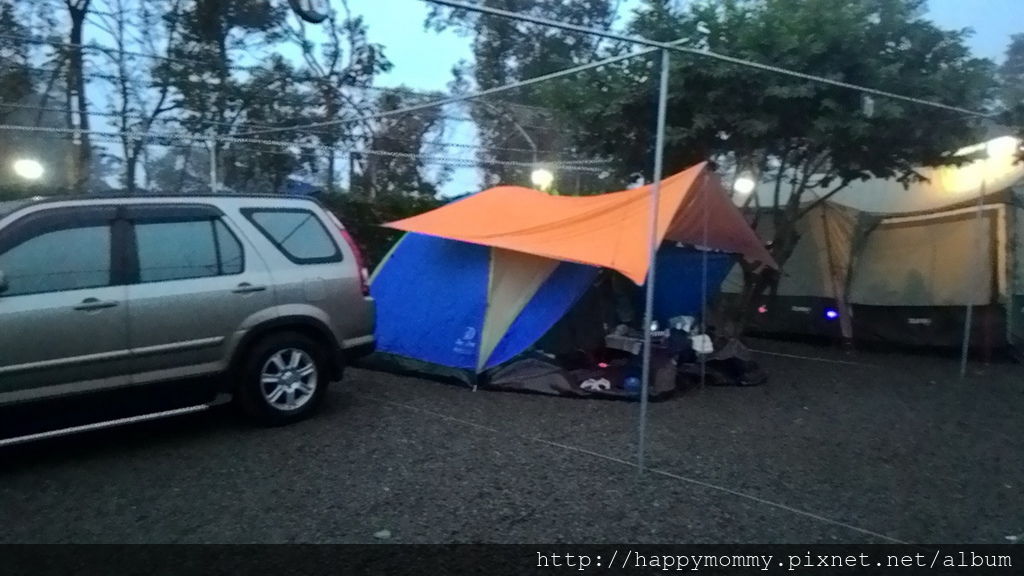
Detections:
232,42,670,136
425,0,993,119
0,123,608,171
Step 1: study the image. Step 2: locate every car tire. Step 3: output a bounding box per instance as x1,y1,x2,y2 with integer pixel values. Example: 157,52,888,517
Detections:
236,331,330,426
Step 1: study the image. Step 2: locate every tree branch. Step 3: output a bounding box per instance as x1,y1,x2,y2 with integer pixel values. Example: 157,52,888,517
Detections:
797,180,851,219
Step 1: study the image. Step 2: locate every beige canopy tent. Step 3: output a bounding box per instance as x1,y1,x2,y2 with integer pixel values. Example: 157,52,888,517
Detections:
721,136,1024,352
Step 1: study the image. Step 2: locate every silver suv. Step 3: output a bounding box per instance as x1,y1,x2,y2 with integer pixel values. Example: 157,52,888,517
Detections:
0,195,375,439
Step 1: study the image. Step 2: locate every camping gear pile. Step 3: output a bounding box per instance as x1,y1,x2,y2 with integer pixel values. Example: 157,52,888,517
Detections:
366,162,776,400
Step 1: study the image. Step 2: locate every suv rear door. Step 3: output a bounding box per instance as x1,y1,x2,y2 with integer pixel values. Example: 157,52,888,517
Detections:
0,206,130,402
240,205,370,344
122,204,275,384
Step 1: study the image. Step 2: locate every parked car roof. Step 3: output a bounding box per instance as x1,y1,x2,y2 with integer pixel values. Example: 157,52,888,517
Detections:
0,199,33,218
0,193,328,218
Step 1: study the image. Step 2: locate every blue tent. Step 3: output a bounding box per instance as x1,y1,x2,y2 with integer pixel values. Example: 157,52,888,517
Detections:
641,244,736,327
371,234,734,373
371,233,599,371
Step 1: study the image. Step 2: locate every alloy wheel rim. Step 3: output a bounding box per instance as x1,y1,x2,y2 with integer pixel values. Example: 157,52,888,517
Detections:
260,348,317,411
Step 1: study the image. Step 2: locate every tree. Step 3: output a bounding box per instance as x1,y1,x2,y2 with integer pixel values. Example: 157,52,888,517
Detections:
1000,34,1024,110
1000,34,1024,158
530,0,996,335
286,0,391,193
144,145,211,194
153,0,288,190
225,57,315,193
64,0,92,194
0,2,35,115
0,1,77,194
349,88,449,198
427,0,617,188
91,0,184,193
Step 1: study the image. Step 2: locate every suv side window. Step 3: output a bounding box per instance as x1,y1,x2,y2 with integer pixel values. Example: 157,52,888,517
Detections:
242,208,341,264
135,218,243,283
0,224,112,296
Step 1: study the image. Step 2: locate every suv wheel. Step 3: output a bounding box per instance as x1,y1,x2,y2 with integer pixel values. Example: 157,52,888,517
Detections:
237,332,329,425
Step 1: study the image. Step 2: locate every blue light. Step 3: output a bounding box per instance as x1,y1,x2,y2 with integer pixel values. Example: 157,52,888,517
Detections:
824,308,839,320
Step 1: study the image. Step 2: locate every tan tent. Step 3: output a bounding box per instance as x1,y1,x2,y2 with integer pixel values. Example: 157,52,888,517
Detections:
721,136,1024,351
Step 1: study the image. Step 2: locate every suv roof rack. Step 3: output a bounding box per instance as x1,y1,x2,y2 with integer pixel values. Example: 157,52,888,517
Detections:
1,192,329,215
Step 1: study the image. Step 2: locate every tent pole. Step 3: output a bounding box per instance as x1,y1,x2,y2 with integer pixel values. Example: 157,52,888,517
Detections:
208,133,217,193
700,174,709,388
960,153,988,379
638,49,671,475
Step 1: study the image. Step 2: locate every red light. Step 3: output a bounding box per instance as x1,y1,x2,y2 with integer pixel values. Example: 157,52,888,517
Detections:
334,218,370,296
757,305,768,314
598,362,609,368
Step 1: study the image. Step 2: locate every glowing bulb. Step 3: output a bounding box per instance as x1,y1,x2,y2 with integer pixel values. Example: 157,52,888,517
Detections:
733,173,756,195
985,136,1020,160
12,158,44,181
530,168,554,190
757,305,768,314
825,308,839,320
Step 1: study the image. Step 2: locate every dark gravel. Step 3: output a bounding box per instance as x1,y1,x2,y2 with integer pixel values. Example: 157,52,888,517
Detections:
1,340,1021,544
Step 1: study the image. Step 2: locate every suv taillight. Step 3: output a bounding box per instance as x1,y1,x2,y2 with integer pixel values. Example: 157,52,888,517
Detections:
330,214,370,296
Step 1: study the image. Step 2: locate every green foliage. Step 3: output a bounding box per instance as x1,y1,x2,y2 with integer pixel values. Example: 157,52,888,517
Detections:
552,0,995,187
1000,33,1024,110
321,194,447,268
142,0,419,194
1002,34,1024,157
0,3,34,113
156,0,281,114
349,88,450,198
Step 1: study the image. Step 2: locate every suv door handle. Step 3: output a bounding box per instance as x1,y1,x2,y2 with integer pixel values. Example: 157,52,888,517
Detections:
74,298,119,311
233,283,267,294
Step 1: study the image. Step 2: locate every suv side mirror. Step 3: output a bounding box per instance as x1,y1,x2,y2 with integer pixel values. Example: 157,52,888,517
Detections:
0,270,7,294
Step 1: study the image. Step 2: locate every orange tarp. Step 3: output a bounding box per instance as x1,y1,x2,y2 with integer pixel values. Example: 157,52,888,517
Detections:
384,162,777,284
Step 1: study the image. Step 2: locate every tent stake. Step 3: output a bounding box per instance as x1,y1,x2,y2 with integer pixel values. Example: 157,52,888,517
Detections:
638,49,671,476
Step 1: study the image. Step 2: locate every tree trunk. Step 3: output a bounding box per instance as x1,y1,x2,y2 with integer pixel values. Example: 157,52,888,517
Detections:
721,214,802,339
67,2,92,194
125,151,139,195
327,151,336,194
324,85,337,194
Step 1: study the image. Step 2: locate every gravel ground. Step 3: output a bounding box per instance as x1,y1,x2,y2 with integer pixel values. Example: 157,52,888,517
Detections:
1,340,1022,544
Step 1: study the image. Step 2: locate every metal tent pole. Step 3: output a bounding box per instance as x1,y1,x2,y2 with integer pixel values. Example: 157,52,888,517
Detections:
638,49,671,475
700,174,709,388
208,134,217,193
960,152,989,378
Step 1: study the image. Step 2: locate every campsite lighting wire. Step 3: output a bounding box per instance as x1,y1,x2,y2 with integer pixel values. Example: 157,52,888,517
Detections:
0,102,573,157
424,0,994,119
0,123,608,172
230,39,692,137
12,53,625,140
10,64,499,127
